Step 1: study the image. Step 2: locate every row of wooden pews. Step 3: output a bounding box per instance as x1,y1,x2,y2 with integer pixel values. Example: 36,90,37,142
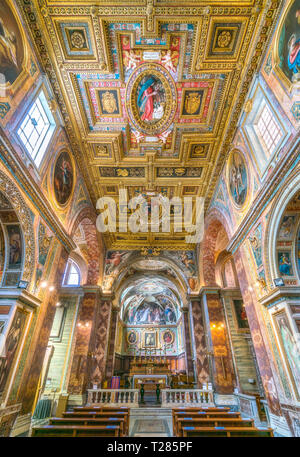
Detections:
31,406,129,437
172,406,274,437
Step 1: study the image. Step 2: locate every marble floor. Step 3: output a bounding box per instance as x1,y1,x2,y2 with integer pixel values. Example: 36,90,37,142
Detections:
129,408,173,437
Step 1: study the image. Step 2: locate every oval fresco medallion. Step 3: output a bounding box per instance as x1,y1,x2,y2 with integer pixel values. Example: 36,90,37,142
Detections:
228,150,248,207
53,150,74,207
276,0,300,87
126,63,177,135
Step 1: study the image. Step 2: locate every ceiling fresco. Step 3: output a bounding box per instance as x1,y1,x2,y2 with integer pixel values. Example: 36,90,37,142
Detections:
20,0,281,250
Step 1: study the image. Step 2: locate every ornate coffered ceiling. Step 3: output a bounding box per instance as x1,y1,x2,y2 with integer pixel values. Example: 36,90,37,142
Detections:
18,0,281,250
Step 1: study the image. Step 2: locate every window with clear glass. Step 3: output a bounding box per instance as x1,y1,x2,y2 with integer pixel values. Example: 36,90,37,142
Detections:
17,90,56,167
255,104,282,155
62,259,80,286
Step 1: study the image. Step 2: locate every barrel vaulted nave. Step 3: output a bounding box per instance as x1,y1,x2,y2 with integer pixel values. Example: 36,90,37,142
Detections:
0,0,299,439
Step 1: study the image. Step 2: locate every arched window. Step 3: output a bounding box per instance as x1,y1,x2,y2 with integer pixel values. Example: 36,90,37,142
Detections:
62,259,80,286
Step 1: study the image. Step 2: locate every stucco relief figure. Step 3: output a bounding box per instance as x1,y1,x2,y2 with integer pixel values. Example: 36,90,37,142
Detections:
101,91,118,114
184,92,201,115
137,75,165,122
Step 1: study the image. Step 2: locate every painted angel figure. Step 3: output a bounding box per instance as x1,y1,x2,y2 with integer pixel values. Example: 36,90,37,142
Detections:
160,50,176,73
124,50,141,71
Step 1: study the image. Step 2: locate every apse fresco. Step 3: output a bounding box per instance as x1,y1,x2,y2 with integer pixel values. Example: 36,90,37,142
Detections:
278,1,300,84
121,277,180,325
0,0,24,85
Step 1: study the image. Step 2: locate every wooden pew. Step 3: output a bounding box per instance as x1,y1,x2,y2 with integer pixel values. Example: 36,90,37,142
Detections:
32,424,120,437
176,418,254,437
173,410,240,435
182,426,274,437
62,411,129,435
74,406,129,413
49,417,125,437
173,406,231,413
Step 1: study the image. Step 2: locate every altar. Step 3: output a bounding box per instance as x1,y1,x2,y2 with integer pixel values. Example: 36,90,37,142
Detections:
132,374,168,390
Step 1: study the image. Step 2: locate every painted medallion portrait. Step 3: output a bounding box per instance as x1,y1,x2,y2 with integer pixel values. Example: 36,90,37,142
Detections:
228,151,248,207
277,1,300,85
127,330,137,345
137,75,166,123
0,0,24,86
53,150,74,206
162,330,174,345
232,299,249,330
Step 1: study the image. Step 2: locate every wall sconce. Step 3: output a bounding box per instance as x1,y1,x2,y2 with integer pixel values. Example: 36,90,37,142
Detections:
18,280,29,289
274,278,284,287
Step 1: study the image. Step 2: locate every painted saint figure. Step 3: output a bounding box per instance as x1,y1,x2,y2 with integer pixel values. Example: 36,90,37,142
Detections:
0,17,19,84
137,76,165,123
287,33,300,82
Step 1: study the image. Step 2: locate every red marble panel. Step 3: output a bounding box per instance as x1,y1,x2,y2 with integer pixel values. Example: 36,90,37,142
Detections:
191,299,210,386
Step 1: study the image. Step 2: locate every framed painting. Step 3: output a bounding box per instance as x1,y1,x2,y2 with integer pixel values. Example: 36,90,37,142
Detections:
0,308,27,396
275,1,300,89
278,251,293,276
273,310,300,400
231,299,250,332
127,330,137,345
6,224,22,270
0,0,25,87
228,150,248,207
143,330,157,348
161,329,174,345
53,150,74,207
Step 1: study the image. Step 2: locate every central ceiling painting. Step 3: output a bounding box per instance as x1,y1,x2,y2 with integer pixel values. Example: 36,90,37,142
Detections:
28,2,276,250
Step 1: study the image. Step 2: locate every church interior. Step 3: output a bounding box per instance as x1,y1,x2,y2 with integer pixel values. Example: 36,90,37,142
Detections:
0,0,299,439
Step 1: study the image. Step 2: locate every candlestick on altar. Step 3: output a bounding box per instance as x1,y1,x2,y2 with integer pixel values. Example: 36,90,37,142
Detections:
134,348,136,363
